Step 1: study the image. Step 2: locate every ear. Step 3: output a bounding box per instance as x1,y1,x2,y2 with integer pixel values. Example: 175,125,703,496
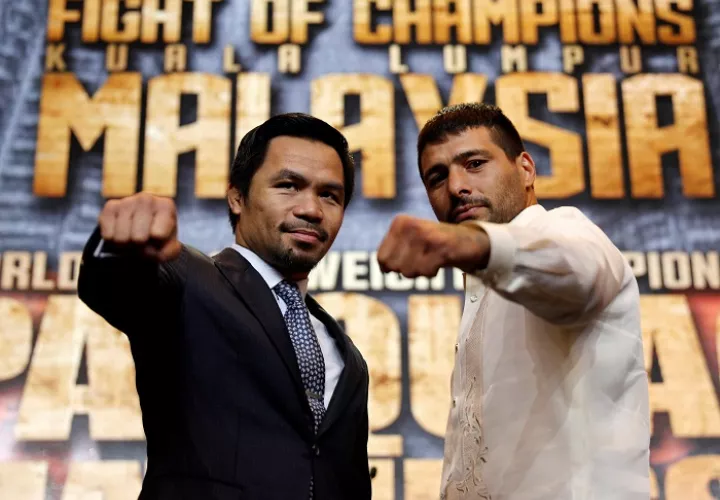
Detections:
227,186,244,217
517,152,536,189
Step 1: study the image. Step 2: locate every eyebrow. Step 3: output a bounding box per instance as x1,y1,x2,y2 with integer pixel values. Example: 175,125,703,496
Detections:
451,148,491,165
271,168,306,184
423,148,491,182
271,168,344,194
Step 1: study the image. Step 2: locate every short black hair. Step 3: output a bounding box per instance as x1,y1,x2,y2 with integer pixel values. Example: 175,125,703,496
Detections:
228,112,355,231
417,103,525,166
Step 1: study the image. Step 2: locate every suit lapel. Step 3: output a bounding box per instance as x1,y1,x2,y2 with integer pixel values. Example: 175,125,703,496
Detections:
212,248,308,410
307,297,365,437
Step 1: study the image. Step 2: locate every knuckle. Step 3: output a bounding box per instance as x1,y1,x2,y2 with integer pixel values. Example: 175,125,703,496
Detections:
157,196,175,211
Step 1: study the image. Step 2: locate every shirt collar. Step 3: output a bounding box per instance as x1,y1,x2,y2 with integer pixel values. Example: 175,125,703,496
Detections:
231,243,309,298
461,203,546,289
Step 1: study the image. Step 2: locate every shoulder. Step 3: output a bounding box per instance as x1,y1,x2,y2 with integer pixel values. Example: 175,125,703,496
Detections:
160,243,217,284
544,205,595,224
540,206,611,236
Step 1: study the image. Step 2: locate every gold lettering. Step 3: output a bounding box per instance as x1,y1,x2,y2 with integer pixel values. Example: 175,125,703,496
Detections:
473,0,520,44
647,252,662,290
0,298,33,381
278,43,302,73
616,0,655,43
186,0,222,43
401,73,488,130
368,459,395,499
622,74,714,198
583,73,624,198
354,0,392,44
620,45,642,73
62,461,143,500
315,293,403,456
650,466,659,499
408,295,460,436
251,0,290,43
662,252,692,290
311,74,395,198
33,73,142,197
577,0,616,44
521,0,558,44
31,252,55,291
291,0,324,43
404,459,444,500
664,455,720,499
624,252,647,279
656,0,696,44
501,44,527,72
562,45,584,73
144,73,231,198
558,0,577,42
141,0,182,43
106,43,129,72
58,252,82,291
45,44,67,71
389,44,409,74
395,0,432,44
496,73,584,197
164,43,187,72
691,251,720,290
81,0,103,42
434,0,472,44
101,0,141,43
443,44,467,74
0,461,48,500
47,0,81,41
677,46,699,74
16,296,144,440
235,73,272,150
642,295,720,436
224,45,242,72
1,251,31,290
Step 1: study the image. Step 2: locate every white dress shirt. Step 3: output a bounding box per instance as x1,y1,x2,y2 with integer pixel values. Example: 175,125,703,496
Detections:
440,204,650,500
231,244,345,408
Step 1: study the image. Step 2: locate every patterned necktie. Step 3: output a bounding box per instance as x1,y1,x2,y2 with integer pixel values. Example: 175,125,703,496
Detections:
273,280,327,432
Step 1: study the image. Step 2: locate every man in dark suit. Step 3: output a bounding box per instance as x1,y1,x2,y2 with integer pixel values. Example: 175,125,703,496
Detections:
77,113,372,500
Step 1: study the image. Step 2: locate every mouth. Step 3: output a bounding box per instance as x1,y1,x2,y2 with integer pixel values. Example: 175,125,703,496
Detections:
452,205,488,223
287,230,322,244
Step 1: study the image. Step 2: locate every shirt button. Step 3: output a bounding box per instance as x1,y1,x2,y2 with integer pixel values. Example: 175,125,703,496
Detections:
470,295,478,302
454,343,459,353
452,398,457,408
312,444,320,456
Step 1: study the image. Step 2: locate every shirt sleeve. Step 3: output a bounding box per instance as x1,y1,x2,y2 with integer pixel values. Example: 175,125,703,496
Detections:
471,207,629,326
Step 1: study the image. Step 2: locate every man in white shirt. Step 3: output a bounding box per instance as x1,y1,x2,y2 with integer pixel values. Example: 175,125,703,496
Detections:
78,113,371,500
377,103,650,499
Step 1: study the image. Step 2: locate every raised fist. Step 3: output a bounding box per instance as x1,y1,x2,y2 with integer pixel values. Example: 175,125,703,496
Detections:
98,192,181,261
377,215,490,278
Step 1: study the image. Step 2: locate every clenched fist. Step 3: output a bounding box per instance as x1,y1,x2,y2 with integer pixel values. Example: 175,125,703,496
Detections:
98,192,181,261
377,215,491,278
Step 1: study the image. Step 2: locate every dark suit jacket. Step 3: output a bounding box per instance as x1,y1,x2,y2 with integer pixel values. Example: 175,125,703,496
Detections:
77,228,372,500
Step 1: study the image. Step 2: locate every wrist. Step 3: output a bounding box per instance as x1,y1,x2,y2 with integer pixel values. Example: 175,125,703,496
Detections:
456,222,491,274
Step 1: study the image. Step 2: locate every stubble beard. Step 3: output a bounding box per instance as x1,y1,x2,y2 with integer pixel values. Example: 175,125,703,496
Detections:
265,239,321,277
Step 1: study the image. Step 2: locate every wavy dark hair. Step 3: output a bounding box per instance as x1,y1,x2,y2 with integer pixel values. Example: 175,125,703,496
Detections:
417,103,525,166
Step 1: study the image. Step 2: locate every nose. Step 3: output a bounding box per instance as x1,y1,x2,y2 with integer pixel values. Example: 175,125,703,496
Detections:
293,193,323,222
447,166,472,198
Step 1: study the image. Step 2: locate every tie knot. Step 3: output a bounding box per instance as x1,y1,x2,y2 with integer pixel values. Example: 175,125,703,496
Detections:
273,280,304,308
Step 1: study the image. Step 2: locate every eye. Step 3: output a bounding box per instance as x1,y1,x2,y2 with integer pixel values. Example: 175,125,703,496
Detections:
321,192,340,203
277,182,297,190
426,171,447,187
468,159,486,169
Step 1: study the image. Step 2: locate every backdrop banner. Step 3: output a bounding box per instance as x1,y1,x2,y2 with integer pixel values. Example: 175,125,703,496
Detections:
1,0,720,498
